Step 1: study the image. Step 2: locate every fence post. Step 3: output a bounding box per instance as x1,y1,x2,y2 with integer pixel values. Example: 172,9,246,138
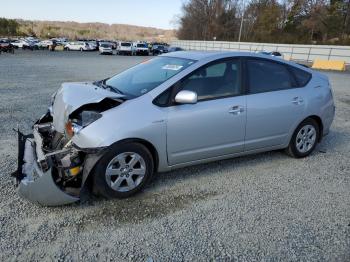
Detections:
328,48,332,60
307,47,311,62
291,47,294,61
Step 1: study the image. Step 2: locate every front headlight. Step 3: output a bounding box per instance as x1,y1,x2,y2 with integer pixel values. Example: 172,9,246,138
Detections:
65,111,102,137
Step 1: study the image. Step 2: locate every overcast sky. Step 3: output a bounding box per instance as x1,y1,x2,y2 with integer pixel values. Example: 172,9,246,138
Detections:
0,0,185,29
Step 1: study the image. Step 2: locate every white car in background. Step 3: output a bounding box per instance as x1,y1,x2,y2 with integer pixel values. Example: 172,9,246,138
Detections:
99,42,113,55
134,43,149,56
35,40,53,49
117,41,134,55
11,39,34,49
65,42,92,51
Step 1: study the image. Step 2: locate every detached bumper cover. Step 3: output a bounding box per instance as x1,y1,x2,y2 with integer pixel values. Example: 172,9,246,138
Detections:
11,131,79,206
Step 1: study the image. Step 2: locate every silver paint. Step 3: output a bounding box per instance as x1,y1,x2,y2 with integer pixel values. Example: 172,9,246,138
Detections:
18,51,335,205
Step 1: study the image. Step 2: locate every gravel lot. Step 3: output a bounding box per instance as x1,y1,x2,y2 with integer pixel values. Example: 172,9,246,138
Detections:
0,50,349,261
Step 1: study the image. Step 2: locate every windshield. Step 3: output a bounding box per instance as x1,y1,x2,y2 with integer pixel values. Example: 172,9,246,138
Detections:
121,43,131,47
137,44,147,48
105,57,195,98
101,44,111,48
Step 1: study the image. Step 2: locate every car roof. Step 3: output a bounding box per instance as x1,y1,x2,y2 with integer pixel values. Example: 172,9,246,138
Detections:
161,51,313,74
162,51,281,62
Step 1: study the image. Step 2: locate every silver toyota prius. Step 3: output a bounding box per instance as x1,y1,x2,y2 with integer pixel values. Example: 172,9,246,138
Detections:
12,51,335,206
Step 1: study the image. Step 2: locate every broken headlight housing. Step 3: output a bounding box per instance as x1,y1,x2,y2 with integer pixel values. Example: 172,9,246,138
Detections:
49,91,57,114
65,111,102,137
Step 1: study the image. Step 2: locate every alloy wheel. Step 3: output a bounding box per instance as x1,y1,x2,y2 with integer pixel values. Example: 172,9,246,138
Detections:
105,152,146,192
295,124,317,153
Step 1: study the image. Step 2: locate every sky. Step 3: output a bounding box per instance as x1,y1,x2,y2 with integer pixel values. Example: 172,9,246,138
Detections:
0,0,185,29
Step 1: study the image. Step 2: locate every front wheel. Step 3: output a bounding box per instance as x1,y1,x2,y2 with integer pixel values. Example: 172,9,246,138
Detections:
92,142,154,199
286,118,320,158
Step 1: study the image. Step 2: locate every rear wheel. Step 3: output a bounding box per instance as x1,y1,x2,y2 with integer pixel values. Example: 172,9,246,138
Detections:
286,118,319,158
92,142,154,199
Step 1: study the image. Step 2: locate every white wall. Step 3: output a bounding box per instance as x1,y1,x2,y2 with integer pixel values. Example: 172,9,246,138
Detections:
171,40,350,64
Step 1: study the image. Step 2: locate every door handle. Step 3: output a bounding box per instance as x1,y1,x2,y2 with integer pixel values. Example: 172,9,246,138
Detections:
229,106,244,115
292,97,304,105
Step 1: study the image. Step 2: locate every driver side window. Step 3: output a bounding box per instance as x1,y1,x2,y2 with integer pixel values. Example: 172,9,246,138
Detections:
179,59,241,101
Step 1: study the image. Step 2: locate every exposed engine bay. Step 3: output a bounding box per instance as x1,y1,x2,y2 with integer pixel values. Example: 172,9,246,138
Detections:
12,87,124,206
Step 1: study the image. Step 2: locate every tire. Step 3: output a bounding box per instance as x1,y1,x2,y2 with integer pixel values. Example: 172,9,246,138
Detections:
286,118,320,158
92,142,154,199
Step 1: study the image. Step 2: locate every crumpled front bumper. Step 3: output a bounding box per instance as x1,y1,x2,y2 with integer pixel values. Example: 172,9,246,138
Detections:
12,130,80,206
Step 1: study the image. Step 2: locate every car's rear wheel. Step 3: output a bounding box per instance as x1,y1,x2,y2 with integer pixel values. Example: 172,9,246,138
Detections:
286,118,319,158
92,142,154,199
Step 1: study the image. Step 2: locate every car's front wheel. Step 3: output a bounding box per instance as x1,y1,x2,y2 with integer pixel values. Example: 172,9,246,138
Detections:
286,118,320,158
92,142,154,199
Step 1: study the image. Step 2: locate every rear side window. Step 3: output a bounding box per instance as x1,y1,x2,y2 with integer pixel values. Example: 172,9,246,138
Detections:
289,66,311,87
247,59,295,94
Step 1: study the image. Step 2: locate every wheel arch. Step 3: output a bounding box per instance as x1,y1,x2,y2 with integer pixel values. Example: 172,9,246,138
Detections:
307,115,324,142
114,138,159,171
81,137,159,195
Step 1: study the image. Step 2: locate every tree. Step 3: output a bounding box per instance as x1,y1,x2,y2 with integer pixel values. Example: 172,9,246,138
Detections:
0,18,19,36
177,0,240,41
177,0,350,44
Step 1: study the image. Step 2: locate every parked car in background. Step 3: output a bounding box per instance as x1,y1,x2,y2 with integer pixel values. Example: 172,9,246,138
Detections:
11,39,34,50
88,41,98,51
111,41,117,50
65,42,92,51
52,38,68,46
0,39,14,54
167,46,185,53
12,51,335,206
99,42,113,55
35,40,53,49
134,43,149,56
152,44,168,55
117,41,134,55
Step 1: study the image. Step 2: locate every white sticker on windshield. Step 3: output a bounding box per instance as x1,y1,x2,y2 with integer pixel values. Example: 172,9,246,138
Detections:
162,64,183,71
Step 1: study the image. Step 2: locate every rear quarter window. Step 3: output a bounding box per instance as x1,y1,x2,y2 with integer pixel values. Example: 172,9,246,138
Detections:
289,66,312,87
247,59,295,94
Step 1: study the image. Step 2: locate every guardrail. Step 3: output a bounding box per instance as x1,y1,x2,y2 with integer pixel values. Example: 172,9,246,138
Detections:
171,40,350,64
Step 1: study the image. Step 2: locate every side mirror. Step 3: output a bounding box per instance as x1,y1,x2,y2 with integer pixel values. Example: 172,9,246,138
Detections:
175,90,198,104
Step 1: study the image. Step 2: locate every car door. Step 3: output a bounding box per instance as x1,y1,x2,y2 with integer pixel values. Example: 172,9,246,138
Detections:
166,58,247,166
244,58,306,151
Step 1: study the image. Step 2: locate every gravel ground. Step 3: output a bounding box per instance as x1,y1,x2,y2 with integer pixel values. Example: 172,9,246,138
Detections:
0,50,349,261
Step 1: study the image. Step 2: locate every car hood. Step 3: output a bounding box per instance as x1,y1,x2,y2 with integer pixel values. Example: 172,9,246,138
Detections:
52,82,124,133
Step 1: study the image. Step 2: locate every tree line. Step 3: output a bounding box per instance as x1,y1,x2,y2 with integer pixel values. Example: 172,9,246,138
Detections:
177,0,350,45
0,18,20,36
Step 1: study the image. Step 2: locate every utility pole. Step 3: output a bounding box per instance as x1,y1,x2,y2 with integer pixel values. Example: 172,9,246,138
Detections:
238,0,245,42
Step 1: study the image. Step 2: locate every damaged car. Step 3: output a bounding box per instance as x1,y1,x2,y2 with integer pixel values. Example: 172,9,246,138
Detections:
12,51,335,206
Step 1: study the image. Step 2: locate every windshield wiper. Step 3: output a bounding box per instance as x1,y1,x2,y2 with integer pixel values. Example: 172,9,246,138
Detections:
102,79,124,95
94,79,124,95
